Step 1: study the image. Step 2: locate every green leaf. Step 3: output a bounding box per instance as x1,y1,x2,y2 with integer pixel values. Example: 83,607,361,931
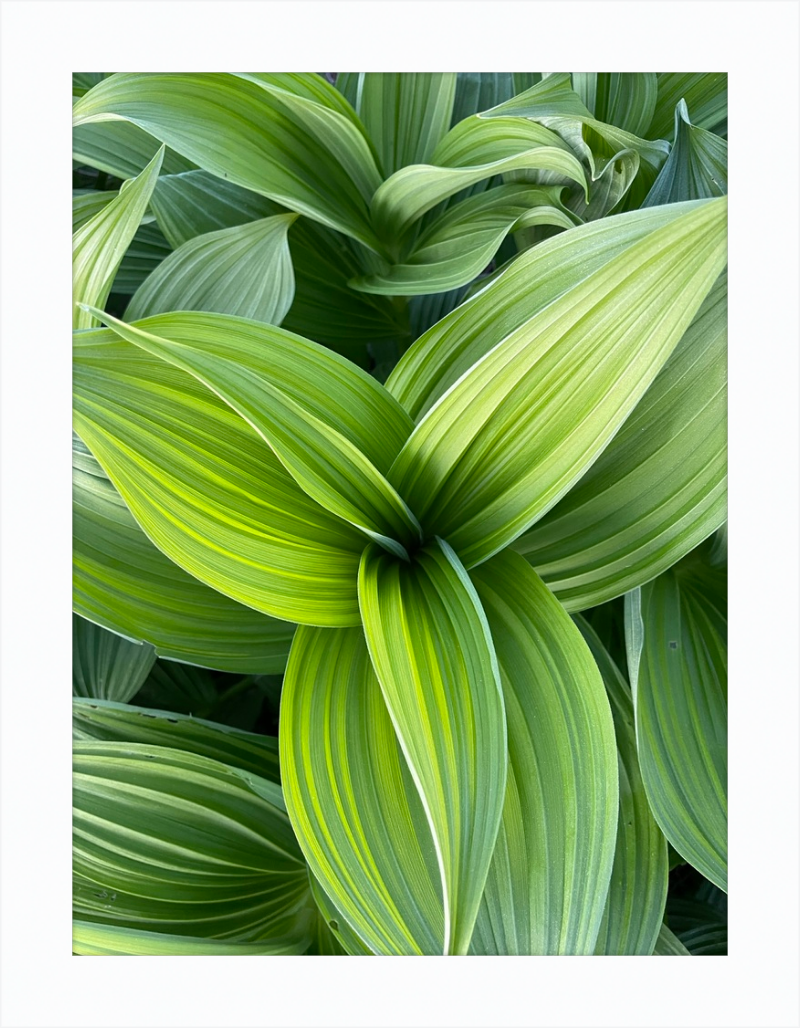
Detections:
350,183,576,296
347,73,457,176
72,698,280,784
307,873,375,956
451,73,516,127
83,309,420,558
358,539,507,955
653,922,691,955
125,214,297,324
575,616,668,955
571,73,658,137
388,198,728,569
73,742,311,945
73,433,296,673
72,920,308,955
469,553,618,954
73,330,366,627
370,114,586,243
72,190,117,231
111,222,172,296
627,548,728,891
667,897,727,955
73,73,385,251
73,119,195,179
512,269,727,611
649,74,727,141
73,615,156,702
643,100,727,207
72,146,164,328
280,624,444,955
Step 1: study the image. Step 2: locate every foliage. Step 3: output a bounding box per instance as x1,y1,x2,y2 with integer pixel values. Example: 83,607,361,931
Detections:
72,71,727,956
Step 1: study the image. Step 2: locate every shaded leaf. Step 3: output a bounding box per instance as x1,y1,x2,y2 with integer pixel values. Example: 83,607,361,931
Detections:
571,73,658,137
73,614,156,702
643,100,727,208
649,73,727,141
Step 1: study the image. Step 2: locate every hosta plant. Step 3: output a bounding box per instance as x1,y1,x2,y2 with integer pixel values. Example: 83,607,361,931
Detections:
72,71,728,956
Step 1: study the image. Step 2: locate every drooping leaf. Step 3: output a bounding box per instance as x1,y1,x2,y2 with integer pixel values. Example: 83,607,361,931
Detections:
387,198,727,569
73,614,156,702
350,183,576,295
513,269,727,611
72,697,280,784
125,215,297,325
72,920,308,955
648,73,727,141
358,539,507,955
72,146,163,328
643,100,727,207
469,553,618,954
346,73,458,176
73,73,386,251
73,743,311,945
281,625,444,955
83,309,420,558
73,330,367,627
575,616,668,955
627,546,728,891
72,433,296,673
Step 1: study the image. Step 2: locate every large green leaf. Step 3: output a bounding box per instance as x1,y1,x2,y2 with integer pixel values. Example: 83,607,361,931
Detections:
649,73,727,141
73,433,296,673
73,742,311,945
571,73,658,137
513,269,727,610
73,615,156,702
73,119,195,179
358,539,507,955
469,553,618,954
370,114,586,244
84,310,420,558
73,73,385,251
643,100,727,208
388,198,727,568
125,214,297,324
626,547,728,891
72,920,308,955
344,73,457,176
281,625,444,955
72,698,280,784
72,146,163,328
73,330,366,627
350,183,576,296
575,616,668,955
307,872,375,955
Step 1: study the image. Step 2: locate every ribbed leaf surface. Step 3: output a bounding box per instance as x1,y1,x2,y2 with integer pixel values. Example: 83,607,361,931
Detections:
72,615,156,702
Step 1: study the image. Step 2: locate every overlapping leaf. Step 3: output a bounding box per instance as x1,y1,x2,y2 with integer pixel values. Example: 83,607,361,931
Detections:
72,615,156,702
83,309,420,557
72,146,163,327
72,920,308,955
73,73,385,250
73,119,195,179
513,269,727,610
626,547,728,891
576,616,668,955
73,330,366,626
358,539,507,955
73,433,296,673
571,73,658,137
643,100,727,207
469,554,618,954
648,73,727,140
387,198,727,568
125,214,298,324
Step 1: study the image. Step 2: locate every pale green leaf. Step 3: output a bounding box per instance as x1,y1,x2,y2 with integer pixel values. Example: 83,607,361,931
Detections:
280,624,444,955
469,553,618,954
347,73,457,176
358,539,507,955
72,146,164,328
125,214,297,325
72,697,280,784
73,73,385,251
72,920,308,955
73,615,156,702
512,269,727,611
643,100,727,208
628,547,728,891
83,309,420,558
388,198,728,569
576,616,668,955
73,330,366,627
72,190,116,231
73,433,296,673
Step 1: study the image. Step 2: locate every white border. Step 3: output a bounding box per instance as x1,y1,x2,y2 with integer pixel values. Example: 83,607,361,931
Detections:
1,2,799,1027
